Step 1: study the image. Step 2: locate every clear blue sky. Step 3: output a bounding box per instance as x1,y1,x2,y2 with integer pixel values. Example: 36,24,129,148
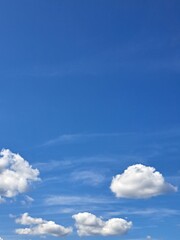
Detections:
0,1,180,240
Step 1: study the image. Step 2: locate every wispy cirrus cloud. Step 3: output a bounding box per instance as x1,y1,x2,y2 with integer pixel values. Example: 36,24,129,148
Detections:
34,154,146,173
40,132,132,146
44,195,116,207
21,195,34,207
107,207,180,218
70,170,105,186
40,128,180,147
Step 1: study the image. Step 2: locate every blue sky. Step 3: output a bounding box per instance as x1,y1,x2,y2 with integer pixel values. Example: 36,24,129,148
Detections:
0,1,180,239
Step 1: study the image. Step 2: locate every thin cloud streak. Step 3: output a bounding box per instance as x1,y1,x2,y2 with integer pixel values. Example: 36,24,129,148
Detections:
35,154,147,175
39,128,180,147
108,208,180,217
44,195,116,206
70,170,105,186
40,132,134,147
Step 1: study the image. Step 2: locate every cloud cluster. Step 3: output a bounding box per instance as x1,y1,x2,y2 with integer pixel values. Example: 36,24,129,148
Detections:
1,148,177,239
110,164,177,199
72,212,132,236
0,149,40,201
15,213,72,237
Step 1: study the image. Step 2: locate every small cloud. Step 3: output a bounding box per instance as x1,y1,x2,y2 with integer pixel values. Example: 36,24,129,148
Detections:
0,149,40,201
72,212,132,236
15,213,72,237
110,164,177,199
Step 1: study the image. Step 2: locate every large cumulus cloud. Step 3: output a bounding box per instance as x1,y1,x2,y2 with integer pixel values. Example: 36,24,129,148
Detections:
110,164,177,199
72,212,132,236
15,213,72,237
0,149,40,201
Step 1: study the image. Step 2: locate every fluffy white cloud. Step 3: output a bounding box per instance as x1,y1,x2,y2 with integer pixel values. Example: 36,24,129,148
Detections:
110,164,177,199
15,213,72,237
72,212,132,236
0,149,40,200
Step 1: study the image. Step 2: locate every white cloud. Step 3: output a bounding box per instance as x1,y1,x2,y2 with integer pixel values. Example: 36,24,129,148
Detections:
0,149,40,201
15,213,72,237
16,213,44,225
72,212,132,236
110,164,177,199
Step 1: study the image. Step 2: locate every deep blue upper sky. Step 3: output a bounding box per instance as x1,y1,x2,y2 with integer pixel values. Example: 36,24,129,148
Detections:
0,1,180,240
